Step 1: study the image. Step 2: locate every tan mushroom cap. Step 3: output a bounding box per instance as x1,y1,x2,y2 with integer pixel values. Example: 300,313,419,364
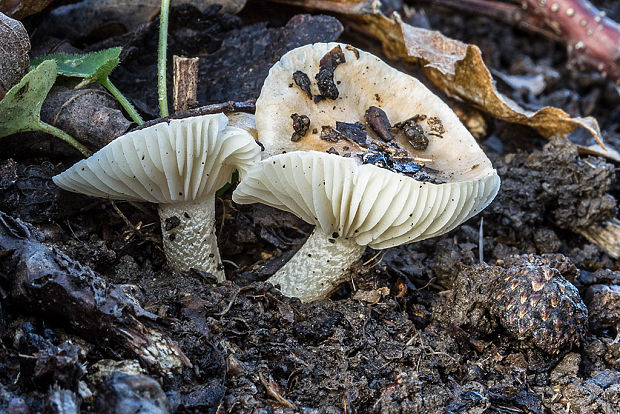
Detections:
234,151,499,249
53,113,260,203
235,42,500,249
257,42,494,183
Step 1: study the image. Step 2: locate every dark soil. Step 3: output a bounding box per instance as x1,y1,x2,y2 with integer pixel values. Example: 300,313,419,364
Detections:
1,1,620,413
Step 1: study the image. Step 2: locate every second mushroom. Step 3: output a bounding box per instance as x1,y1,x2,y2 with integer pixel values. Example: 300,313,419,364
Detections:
233,43,501,302
54,113,261,281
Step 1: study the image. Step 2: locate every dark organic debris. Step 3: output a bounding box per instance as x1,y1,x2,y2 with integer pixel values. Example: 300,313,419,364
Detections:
583,284,620,331
320,125,342,142
290,113,310,142
0,160,86,223
48,389,80,414
32,342,85,389
315,68,339,100
365,106,393,142
319,44,346,71
0,12,30,100
392,160,425,174
164,215,181,231
0,211,191,376
14,321,86,391
97,373,169,414
426,116,445,137
394,115,429,151
359,151,424,177
484,137,616,244
292,70,312,99
335,121,366,144
315,45,346,100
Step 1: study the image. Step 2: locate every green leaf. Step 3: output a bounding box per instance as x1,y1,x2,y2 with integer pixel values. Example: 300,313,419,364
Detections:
0,59,91,156
31,47,121,84
31,47,143,125
0,60,58,138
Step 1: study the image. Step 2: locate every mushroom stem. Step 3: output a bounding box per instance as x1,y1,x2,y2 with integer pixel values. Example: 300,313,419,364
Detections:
269,229,366,302
158,196,224,281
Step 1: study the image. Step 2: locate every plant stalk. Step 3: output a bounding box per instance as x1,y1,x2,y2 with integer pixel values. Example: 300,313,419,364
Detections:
158,0,170,117
37,121,92,157
100,77,144,125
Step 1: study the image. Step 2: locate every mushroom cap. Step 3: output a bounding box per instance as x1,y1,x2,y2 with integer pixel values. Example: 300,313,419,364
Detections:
236,42,501,249
233,151,499,249
257,42,493,182
53,113,261,204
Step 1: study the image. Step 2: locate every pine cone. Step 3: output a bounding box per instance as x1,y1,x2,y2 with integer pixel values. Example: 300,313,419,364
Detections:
491,261,587,354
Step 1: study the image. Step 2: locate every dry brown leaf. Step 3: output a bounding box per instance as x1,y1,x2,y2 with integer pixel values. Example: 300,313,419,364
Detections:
364,13,607,149
270,0,610,153
0,12,30,99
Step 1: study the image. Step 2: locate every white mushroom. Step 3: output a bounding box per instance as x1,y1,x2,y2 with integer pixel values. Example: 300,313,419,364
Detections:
54,113,261,281
233,43,500,301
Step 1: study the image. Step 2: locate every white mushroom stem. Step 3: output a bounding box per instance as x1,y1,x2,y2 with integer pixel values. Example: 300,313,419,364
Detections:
158,196,224,281
268,228,366,302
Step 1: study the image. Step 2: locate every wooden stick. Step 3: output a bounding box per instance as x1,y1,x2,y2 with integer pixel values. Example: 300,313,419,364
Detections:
172,55,199,113
133,99,256,132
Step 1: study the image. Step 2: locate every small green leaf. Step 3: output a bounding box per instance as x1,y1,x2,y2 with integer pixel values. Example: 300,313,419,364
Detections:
31,47,144,125
31,47,121,84
0,59,91,157
0,60,58,138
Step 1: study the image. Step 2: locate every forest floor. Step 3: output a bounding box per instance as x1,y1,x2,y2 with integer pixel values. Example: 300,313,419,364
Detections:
1,1,620,413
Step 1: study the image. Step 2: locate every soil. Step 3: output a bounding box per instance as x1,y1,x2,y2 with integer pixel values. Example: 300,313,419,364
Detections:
1,1,620,413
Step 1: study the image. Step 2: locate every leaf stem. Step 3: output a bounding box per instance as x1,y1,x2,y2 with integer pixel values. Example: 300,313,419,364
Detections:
158,0,170,117
37,121,92,157
100,77,144,125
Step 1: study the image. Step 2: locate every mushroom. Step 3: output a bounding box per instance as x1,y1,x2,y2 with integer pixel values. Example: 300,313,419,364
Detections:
53,113,261,281
233,43,500,302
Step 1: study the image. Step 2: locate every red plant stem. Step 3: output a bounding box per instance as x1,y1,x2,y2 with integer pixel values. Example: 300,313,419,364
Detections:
427,0,562,40
521,0,620,83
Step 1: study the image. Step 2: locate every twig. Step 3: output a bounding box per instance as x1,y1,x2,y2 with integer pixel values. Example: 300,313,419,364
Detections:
132,100,256,132
479,217,484,263
215,286,258,317
259,373,295,408
362,250,382,266
110,200,142,239
368,251,387,269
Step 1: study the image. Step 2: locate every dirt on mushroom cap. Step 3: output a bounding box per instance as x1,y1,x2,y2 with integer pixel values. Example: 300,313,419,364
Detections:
256,42,494,183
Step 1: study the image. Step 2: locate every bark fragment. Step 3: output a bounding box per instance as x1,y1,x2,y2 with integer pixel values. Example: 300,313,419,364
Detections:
0,212,192,376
